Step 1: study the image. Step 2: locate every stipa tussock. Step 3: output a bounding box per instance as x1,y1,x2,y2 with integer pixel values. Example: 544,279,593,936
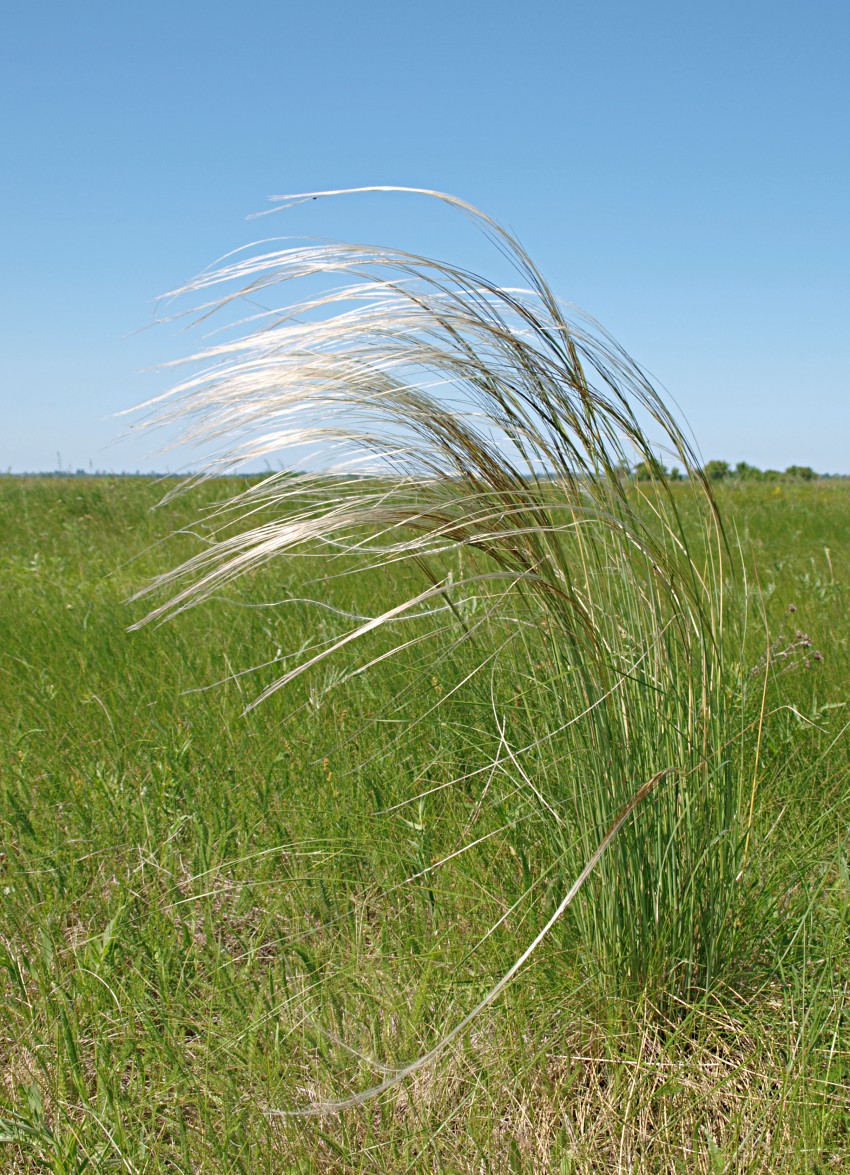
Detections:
130,187,749,1099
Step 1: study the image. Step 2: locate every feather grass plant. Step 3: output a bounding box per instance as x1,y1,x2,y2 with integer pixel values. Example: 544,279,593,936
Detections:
130,187,747,1021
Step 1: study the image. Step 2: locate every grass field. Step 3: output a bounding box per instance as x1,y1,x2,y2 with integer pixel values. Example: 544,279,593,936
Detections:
0,475,848,1173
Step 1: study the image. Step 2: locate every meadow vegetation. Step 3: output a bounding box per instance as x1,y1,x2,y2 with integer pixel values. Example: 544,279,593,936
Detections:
0,475,848,1172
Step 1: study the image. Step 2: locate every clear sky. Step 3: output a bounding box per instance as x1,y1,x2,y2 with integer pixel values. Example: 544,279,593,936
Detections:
2,0,848,474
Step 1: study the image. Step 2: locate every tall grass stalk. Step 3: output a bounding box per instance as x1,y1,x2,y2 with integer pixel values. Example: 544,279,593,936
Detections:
131,187,746,1012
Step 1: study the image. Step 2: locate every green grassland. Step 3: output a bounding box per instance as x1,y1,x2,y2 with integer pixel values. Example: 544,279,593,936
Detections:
0,476,848,1173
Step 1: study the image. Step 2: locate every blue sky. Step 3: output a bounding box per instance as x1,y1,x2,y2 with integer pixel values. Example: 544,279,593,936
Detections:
2,0,848,473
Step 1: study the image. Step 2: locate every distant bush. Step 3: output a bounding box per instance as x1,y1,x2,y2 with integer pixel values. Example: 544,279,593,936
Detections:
703,459,731,481
633,457,668,481
734,461,762,481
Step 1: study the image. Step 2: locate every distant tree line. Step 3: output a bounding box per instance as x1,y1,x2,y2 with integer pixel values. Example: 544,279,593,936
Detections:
632,459,826,483
701,460,819,482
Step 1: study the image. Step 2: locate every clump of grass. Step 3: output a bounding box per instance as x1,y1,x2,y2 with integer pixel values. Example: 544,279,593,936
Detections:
130,188,747,1059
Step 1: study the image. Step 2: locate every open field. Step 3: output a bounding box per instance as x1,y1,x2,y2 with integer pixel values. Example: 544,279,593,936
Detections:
0,476,848,1173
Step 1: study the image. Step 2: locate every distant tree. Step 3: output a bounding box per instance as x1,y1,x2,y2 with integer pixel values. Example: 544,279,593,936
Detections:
634,456,668,481
784,465,817,481
703,460,731,481
668,466,683,481
734,461,763,481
